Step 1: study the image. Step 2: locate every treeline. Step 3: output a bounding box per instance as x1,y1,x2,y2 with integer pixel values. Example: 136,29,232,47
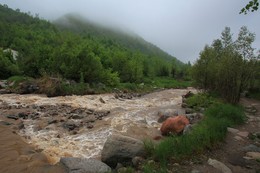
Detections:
0,4,190,86
192,26,260,103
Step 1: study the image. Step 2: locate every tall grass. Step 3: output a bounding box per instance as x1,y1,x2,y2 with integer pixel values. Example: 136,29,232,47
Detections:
146,103,245,164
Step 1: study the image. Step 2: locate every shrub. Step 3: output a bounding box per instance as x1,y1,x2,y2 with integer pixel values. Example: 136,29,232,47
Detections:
148,102,245,164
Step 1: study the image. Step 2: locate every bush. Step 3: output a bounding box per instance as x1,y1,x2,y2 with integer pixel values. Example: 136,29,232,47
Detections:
148,102,245,164
186,93,219,110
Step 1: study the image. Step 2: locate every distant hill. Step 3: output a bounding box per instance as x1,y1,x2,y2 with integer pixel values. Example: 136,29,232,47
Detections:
54,14,182,64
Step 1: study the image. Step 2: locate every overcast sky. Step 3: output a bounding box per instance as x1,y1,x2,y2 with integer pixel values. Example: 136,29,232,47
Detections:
0,0,259,63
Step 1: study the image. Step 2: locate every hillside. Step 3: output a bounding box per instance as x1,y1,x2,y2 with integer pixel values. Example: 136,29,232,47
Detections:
54,14,182,64
0,4,189,86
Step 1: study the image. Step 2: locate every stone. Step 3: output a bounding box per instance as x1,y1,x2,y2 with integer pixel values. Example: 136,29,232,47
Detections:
101,134,145,168
63,120,78,131
183,124,192,135
0,121,13,126
18,112,29,119
132,156,143,167
99,97,106,104
227,127,239,134
191,170,201,173
246,152,260,160
84,114,96,123
60,157,111,173
208,158,232,173
242,144,260,152
6,114,19,120
237,131,249,138
185,108,194,114
160,115,189,135
234,136,244,141
185,113,197,122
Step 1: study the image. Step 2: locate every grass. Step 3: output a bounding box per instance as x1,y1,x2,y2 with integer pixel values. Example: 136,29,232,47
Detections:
144,101,245,171
186,93,219,110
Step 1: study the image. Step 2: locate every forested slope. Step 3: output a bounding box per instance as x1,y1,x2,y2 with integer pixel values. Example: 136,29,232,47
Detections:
0,4,188,86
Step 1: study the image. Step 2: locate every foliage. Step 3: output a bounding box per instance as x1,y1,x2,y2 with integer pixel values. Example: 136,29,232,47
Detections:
192,26,259,104
240,0,259,14
0,4,190,86
146,102,245,165
186,93,219,110
0,49,20,79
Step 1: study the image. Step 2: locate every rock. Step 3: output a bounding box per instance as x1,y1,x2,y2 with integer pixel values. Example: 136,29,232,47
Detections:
242,144,260,152
183,124,192,135
182,91,194,98
181,103,188,108
101,134,145,168
132,156,143,167
237,131,249,138
185,108,194,114
6,114,19,120
99,97,106,104
86,123,94,129
63,120,78,131
84,114,96,123
227,127,239,134
208,158,232,173
191,170,201,173
71,114,85,119
234,136,244,141
246,152,260,160
18,112,29,119
157,109,178,123
185,113,197,122
0,121,13,126
160,115,189,135
60,157,111,173
0,89,11,94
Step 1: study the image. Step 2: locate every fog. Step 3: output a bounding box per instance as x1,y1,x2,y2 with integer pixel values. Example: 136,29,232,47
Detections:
0,0,259,62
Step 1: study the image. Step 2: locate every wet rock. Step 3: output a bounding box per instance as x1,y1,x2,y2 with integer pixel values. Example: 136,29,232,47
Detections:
182,91,194,98
185,108,194,114
246,152,260,160
191,170,201,173
160,115,189,135
71,113,85,119
86,109,94,114
18,112,29,119
185,113,197,122
181,103,188,108
234,136,244,141
242,144,260,152
208,158,232,173
237,131,249,138
227,127,239,134
63,120,78,131
86,123,94,129
6,114,19,120
0,121,13,126
84,114,96,123
0,89,11,94
60,157,111,173
99,97,106,103
48,119,59,124
132,156,144,167
101,134,145,168
17,121,25,129
157,109,178,123
183,124,192,135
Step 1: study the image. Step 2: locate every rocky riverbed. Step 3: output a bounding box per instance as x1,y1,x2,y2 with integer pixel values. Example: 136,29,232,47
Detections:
0,88,195,165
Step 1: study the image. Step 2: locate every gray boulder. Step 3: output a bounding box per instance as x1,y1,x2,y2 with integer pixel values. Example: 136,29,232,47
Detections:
60,157,111,173
101,134,145,168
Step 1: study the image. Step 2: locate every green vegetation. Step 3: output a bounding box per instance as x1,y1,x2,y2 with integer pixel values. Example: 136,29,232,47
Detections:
0,4,191,94
191,26,259,104
144,94,245,171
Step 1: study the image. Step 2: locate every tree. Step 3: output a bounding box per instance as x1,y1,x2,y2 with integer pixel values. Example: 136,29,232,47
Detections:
192,26,259,104
240,0,259,14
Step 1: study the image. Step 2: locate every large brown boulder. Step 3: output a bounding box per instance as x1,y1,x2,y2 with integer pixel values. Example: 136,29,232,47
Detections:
160,115,189,135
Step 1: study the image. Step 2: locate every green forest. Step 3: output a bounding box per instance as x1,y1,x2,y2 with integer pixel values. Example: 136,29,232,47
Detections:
0,4,191,94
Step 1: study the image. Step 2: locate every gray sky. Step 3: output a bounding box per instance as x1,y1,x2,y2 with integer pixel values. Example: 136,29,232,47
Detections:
0,0,259,63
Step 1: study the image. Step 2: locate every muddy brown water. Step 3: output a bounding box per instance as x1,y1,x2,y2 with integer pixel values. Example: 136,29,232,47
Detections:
0,88,195,172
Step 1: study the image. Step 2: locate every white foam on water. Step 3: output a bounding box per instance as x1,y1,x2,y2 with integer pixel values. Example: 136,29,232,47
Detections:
1,89,197,163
